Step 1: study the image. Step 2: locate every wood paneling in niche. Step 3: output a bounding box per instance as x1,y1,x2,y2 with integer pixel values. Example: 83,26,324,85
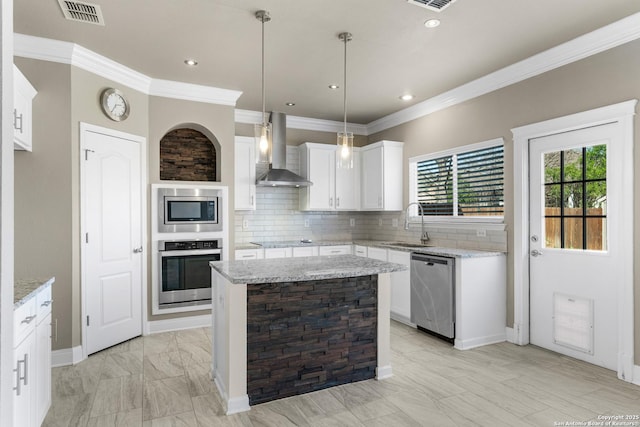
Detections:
160,128,217,181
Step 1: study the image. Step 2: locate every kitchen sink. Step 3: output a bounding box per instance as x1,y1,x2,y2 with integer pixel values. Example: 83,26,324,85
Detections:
382,242,433,248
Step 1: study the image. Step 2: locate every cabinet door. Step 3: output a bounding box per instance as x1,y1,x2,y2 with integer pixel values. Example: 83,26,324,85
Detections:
367,247,387,261
235,137,256,210
13,332,35,427
361,147,384,210
35,313,52,427
13,66,36,152
388,250,411,322
306,147,335,210
264,247,292,259
335,150,359,210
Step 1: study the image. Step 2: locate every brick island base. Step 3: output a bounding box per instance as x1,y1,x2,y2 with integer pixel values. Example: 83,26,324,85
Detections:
211,270,392,415
247,275,378,405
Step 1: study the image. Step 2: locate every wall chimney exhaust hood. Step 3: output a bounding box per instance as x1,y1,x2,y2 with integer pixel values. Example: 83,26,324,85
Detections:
256,112,312,187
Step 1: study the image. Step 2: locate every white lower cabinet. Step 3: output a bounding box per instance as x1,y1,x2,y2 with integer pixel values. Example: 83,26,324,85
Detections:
264,247,292,259
13,283,53,427
387,250,411,324
235,249,264,260
292,246,319,257
353,245,367,257
318,245,351,256
366,247,387,261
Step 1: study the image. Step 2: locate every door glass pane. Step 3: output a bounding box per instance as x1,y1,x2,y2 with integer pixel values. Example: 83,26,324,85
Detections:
563,148,583,181
545,184,561,210
564,217,583,250
586,181,607,215
586,218,607,251
585,144,606,180
563,183,583,210
545,217,561,248
544,152,561,183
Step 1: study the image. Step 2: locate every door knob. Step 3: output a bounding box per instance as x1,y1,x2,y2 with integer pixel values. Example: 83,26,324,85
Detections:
133,247,143,253
531,249,542,257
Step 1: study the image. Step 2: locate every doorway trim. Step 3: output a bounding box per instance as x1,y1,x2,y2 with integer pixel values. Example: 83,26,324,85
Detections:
511,100,636,382
79,122,147,360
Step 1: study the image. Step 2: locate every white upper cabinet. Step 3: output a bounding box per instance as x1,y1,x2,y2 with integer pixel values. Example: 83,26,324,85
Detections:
13,65,37,152
360,140,403,211
235,136,256,210
299,142,360,211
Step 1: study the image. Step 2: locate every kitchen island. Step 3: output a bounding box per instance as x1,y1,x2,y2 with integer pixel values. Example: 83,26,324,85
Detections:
209,255,407,414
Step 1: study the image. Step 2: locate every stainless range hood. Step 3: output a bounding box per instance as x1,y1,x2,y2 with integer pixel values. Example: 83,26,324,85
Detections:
256,112,312,187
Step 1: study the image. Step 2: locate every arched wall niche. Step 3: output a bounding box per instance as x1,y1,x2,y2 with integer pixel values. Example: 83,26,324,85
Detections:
159,123,222,181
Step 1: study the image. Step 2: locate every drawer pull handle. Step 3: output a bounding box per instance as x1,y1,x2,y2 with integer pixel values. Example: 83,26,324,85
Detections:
41,300,53,307
21,315,36,324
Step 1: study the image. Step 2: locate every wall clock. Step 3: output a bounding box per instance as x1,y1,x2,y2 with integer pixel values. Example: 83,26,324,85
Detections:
100,88,130,121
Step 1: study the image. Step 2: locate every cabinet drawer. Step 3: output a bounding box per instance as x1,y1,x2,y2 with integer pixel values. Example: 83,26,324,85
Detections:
292,246,318,257
14,298,37,346
318,245,351,256
235,249,262,260
354,245,367,257
36,284,53,322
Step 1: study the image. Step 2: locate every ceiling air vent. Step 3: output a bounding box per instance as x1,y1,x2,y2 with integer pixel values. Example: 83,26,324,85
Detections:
57,0,105,25
406,0,457,12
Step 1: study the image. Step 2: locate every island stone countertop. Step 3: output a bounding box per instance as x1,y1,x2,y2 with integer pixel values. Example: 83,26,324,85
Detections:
15,277,55,308
210,254,407,284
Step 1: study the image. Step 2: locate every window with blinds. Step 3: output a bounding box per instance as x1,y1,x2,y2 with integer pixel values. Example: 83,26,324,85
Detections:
411,140,504,218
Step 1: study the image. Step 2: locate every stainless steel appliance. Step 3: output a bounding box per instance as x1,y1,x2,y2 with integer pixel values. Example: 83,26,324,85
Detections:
410,253,455,342
157,187,221,233
158,239,222,308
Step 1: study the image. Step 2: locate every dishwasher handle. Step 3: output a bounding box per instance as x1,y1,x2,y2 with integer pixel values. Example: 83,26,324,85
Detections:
410,254,451,265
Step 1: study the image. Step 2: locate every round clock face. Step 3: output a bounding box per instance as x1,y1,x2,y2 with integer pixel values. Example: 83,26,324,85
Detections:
100,88,130,121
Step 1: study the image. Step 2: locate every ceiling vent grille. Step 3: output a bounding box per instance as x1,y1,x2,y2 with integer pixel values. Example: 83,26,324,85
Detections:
406,0,457,12
57,0,105,25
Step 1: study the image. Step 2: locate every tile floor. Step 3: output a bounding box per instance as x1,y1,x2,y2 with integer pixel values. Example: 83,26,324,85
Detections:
43,321,640,426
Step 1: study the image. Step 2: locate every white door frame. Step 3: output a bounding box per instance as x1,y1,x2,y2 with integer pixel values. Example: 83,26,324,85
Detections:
80,122,147,360
512,100,636,382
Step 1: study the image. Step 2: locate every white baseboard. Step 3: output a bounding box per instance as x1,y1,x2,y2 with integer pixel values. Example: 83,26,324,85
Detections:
376,365,393,380
389,313,416,328
214,375,250,414
146,314,211,335
51,345,83,367
505,327,516,343
454,333,506,351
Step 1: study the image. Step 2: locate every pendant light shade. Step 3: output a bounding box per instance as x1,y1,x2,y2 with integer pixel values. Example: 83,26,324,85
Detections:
255,10,272,164
337,32,353,169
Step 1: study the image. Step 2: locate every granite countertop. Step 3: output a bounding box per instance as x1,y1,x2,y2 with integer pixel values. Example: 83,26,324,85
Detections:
237,240,504,258
211,254,407,284
15,277,55,308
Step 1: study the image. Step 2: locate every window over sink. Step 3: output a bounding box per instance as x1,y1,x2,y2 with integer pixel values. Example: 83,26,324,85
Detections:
409,138,504,224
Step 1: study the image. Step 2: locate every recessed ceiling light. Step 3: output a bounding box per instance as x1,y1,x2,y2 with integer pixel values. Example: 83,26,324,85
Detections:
329,84,339,89
285,102,295,106
184,59,198,66
424,19,440,28
400,94,414,101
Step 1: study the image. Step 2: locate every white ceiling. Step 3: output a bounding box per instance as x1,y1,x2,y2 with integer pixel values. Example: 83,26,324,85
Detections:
14,0,640,124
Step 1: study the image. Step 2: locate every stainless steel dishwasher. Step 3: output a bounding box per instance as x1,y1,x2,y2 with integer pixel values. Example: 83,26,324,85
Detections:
410,253,455,342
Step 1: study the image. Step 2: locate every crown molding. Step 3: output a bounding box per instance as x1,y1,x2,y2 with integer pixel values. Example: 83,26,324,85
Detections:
14,33,241,106
367,12,640,135
234,109,369,135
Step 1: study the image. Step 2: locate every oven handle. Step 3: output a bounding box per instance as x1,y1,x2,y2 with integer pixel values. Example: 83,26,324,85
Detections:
159,248,222,257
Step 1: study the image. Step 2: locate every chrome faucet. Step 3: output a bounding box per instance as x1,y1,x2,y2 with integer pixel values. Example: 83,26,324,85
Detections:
404,202,429,244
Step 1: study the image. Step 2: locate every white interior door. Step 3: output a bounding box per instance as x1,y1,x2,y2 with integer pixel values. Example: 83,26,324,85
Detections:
82,126,143,355
529,123,622,370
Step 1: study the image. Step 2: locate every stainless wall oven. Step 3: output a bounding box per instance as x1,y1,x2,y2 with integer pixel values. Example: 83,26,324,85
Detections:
158,239,222,308
157,187,222,233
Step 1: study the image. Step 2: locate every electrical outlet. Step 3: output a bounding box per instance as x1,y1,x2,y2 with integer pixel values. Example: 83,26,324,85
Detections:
242,219,249,230
392,218,398,228
476,229,487,237
304,219,310,228
350,218,355,227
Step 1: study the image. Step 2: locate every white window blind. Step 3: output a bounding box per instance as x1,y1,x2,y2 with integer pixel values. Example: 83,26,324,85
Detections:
412,140,504,218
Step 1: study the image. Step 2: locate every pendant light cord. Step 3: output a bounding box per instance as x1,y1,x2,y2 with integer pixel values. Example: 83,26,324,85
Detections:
343,35,348,135
261,15,266,126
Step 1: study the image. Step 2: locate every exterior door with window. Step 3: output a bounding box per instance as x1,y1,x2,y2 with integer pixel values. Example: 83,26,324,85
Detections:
529,123,621,370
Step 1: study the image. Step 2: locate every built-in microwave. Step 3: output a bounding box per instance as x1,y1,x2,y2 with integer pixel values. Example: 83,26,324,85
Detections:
157,187,222,233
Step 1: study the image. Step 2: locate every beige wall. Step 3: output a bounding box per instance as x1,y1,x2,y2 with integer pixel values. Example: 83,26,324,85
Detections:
369,39,640,364
235,122,368,147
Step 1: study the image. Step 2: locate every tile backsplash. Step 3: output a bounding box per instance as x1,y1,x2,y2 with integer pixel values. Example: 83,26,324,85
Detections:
235,146,506,252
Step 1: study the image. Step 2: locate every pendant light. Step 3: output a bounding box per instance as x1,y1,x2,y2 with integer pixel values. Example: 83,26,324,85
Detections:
255,10,272,164
337,32,353,169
